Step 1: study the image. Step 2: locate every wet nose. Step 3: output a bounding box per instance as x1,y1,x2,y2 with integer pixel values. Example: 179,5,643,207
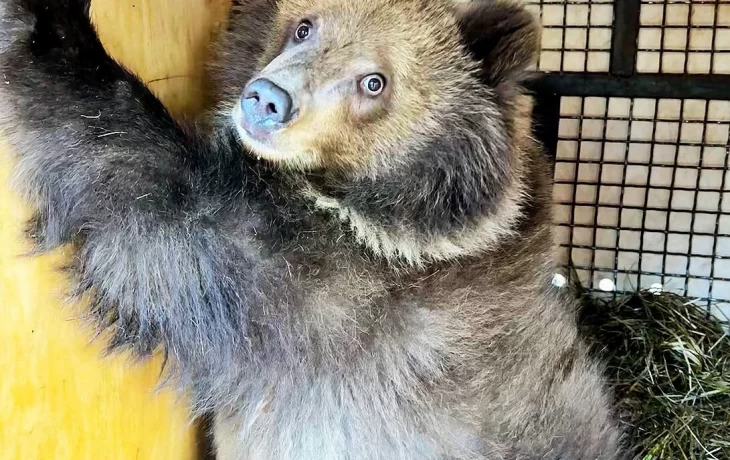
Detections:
241,78,294,125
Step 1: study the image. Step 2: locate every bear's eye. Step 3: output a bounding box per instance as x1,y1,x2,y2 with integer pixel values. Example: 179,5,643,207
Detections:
294,21,312,42
360,74,386,97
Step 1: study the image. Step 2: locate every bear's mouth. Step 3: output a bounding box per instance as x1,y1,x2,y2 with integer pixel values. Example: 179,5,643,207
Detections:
236,98,300,142
231,102,309,165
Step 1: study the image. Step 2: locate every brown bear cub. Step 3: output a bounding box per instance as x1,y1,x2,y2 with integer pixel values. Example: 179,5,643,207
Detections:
0,0,626,459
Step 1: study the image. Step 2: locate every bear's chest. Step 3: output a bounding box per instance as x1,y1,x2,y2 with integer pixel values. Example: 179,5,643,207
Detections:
214,374,484,460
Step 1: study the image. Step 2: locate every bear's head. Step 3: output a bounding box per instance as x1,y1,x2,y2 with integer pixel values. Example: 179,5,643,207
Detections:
221,0,542,264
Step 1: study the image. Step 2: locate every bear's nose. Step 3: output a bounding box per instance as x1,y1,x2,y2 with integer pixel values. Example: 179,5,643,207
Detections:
241,78,294,126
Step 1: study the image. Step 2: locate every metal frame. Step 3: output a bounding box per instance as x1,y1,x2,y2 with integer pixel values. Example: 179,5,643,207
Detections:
527,0,730,309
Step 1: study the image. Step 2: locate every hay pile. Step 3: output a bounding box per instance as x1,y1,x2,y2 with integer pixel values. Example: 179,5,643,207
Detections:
576,284,730,460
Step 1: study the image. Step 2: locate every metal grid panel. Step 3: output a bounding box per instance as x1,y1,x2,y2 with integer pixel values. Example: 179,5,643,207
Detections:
525,0,614,72
552,95,730,317
637,0,730,74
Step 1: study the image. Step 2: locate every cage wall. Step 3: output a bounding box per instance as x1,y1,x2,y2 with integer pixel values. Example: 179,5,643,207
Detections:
526,0,730,317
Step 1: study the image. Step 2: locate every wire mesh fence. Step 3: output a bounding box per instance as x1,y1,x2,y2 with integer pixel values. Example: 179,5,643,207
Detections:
526,0,730,316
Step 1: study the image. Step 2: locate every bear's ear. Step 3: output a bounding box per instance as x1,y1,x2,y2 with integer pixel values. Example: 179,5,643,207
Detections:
454,1,540,86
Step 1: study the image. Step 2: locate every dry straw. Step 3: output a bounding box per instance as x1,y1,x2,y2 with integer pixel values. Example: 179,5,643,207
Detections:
575,278,730,460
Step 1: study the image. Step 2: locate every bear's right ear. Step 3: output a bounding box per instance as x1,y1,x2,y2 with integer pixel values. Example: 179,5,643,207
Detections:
454,1,540,86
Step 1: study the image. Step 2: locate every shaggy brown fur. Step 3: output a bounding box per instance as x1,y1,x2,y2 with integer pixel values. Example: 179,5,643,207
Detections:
0,0,626,458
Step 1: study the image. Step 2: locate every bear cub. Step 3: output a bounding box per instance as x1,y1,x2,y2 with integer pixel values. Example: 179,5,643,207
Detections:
0,0,626,459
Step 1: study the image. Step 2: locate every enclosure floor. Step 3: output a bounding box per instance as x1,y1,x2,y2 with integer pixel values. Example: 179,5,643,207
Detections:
0,1,230,459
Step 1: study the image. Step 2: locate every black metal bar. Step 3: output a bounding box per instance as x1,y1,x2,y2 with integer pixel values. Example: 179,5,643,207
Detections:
531,93,561,159
525,73,730,99
610,0,641,77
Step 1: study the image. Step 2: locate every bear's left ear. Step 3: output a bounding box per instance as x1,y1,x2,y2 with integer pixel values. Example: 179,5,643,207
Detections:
454,0,541,86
